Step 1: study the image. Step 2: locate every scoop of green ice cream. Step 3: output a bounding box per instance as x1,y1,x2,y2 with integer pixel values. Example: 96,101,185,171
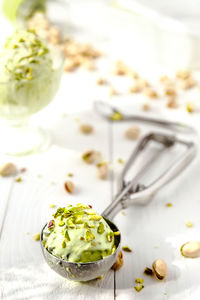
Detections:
42,204,117,263
1,29,52,81
0,29,61,119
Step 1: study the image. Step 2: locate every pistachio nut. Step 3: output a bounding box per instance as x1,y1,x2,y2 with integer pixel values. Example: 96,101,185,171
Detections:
180,241,200,258
111,251,123,271
79,124,93,134
0,162,17,177
125,126,141,140
64,181,74,193
97,162,109,180
82,150,102,164
152,259,167,280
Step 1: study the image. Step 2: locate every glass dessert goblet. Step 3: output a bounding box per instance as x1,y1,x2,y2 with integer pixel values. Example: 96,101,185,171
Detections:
0,47,64,155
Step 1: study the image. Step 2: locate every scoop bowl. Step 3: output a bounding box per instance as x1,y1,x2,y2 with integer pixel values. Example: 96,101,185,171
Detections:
40,218,121,281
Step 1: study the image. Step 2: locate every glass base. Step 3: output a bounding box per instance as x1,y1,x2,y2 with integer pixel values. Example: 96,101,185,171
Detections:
0,121,51,156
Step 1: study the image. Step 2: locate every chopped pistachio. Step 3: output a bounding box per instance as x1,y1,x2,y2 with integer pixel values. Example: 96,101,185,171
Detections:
185,220,193,228
110,111,122,121
67,218,76,228
65,230,70,241
49,204,56,208
69,206,86,212
62,241,66,248
86,230,95,241
89,215,102,221
15,177,22,182
58,221,65,227
135,278,144,284
112,245,117,253
186,102,195,113
84,222,95,229
85,209,96,215
166,203,173,207
73,211,84,216
33,233,40,241
97,222,104,234
144,267,153,276
114,231,120,236
97,275,103,279
67,173,73,177
134,284,144,292
48,220,55,229
117,158,124,164
106,232,114,242
74,215,83,224
122,246,132,252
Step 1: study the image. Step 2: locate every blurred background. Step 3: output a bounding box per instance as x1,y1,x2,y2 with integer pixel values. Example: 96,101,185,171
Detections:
1,0,200,141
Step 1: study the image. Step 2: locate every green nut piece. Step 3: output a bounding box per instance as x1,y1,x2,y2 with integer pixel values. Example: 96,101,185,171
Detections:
58,221,65,227
86,230,95,242
89,215,102,221
97,222,104,234
65,230,70,242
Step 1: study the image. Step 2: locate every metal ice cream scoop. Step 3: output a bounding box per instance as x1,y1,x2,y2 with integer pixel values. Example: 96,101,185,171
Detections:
41,132,196,281
94,101,196,135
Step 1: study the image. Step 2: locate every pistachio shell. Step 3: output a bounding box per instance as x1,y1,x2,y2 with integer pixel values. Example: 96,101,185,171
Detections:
79,124,93,134
152,259,167,280
82,150,102,164
111,251,123,271
0,162,17,177
125,126,141,140
180,241,200,258
97,163,109,180
64,181,74,193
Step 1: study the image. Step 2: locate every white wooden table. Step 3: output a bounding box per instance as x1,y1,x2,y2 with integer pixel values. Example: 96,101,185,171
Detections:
1,1,200,299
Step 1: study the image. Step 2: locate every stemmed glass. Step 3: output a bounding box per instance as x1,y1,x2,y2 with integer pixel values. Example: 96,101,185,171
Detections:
0,46,64,155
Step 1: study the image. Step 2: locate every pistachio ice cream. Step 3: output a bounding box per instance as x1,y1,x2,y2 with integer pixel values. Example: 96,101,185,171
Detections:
0,29,62,119
42,204,118,263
